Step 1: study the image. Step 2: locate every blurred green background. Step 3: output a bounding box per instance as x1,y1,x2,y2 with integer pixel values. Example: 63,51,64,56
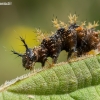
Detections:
0,0,100,85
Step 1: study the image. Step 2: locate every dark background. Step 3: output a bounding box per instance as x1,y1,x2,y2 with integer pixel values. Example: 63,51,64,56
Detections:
0,0,100,85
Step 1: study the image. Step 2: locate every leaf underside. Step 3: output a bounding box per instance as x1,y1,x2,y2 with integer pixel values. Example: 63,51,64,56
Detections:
1,55,100,100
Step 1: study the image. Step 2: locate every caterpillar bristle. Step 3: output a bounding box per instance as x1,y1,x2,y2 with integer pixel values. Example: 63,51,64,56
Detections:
93,21,99,28
59,21,65,26
81,21,86,27
52,17,60,29
68,14,78,24
86,21,99,29
36,29,49,42
52,17,68,30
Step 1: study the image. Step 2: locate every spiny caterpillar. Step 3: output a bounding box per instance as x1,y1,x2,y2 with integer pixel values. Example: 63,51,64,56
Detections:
12,14,100,70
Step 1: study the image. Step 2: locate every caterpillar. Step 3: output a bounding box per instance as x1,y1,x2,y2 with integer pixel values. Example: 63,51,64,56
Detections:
12,14,100,70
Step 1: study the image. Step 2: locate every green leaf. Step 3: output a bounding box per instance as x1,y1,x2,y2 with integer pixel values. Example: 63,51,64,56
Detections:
1,54,100,100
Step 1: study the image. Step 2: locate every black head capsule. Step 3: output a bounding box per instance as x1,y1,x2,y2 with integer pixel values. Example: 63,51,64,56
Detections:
22,48,37,70
12,48,38,70
12,37,38,70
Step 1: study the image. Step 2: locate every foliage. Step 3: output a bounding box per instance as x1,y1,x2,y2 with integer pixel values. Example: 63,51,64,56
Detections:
1,54,100,99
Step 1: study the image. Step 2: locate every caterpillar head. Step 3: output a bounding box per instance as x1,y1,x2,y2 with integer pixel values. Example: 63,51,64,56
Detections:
12,37,38,70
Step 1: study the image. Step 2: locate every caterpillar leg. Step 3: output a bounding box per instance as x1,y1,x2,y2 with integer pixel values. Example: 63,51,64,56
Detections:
51,56,58,67
46,60,53,67
67,47,77,61
67,49,75,60
46,56,58,68
41,59,52,68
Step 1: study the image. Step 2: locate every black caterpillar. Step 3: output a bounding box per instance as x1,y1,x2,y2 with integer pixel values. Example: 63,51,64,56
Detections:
12,14,100,70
